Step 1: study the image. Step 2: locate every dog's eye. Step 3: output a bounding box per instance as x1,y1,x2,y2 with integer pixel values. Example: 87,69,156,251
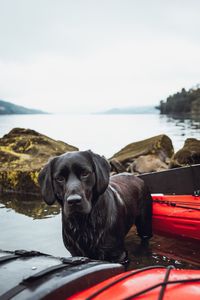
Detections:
55,176,65,183
81,171,90,178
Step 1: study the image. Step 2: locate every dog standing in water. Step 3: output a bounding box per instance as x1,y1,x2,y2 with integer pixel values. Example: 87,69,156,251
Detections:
39,150,152,263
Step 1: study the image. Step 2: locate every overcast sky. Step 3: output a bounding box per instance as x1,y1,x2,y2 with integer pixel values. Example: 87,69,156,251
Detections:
0,0,200,113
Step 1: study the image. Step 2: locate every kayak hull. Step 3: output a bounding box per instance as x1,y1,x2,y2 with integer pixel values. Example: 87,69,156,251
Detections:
0,250,123,300
138,164,200,195
69,266,200,300
152,195,200,241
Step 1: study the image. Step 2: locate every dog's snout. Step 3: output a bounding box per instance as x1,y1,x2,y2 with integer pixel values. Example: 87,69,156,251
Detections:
66,194,82,205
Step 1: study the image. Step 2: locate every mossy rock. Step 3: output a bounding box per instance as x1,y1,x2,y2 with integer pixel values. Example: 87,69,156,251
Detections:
170,138,200,167
110,134,174,172
0,128,78,194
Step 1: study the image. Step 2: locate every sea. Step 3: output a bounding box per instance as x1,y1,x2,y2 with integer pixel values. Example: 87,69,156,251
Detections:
0,112,200,269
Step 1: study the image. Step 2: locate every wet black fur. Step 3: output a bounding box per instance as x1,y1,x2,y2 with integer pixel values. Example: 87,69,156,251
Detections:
38,150,152,262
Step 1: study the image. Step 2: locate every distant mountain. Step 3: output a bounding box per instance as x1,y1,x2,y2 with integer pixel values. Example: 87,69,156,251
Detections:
0,99,46,114
97,105,158,114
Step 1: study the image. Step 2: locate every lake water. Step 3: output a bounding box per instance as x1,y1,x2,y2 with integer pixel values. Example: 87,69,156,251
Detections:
0,113,200,157
0,113,200,269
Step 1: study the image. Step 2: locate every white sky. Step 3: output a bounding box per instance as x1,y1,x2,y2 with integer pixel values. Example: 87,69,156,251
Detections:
0,0,200,113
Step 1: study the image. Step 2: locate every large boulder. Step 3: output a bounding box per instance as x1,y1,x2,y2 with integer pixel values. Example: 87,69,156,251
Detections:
109,134,174,174
170,138,200,167
0,128,78,194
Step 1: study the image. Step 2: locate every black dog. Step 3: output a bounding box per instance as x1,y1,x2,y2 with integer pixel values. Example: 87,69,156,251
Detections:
38,150,152,263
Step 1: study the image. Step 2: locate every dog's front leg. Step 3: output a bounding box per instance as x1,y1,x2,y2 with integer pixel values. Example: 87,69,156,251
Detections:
97,235,128,264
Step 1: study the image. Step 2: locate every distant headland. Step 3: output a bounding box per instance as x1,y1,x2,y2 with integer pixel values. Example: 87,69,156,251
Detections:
96,85,200,115
0,99,46,115
1,84,200,115
157,85,200,115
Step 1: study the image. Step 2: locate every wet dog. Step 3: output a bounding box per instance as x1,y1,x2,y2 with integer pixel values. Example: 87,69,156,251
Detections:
39,150,152,263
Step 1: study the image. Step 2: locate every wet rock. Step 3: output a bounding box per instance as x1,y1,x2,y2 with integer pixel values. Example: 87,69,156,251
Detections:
0,128,78,194
110,134,174,173
170,138,200,167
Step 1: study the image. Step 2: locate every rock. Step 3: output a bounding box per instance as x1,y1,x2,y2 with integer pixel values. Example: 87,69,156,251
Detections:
0,128,78,194
129,154,168,174
109,158,126,174
110,134,174,173
170,138,200,167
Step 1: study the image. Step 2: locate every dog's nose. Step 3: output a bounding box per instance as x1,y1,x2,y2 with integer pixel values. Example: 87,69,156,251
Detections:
66,194,82,205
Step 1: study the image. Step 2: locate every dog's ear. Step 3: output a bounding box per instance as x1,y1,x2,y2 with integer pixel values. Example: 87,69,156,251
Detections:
87,150,110,196
38,157,57,205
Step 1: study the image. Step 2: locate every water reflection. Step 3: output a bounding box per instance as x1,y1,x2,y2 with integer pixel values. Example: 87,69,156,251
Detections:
0,193,200,270
0,193,60,219
158,114,200,151
164,114,200,131
125,227,200,270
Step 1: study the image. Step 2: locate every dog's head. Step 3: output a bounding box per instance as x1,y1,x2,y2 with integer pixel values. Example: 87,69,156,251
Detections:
38,150,110,216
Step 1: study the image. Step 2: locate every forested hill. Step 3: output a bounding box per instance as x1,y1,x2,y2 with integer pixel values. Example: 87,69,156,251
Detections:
0,99,45,114
157,86,200,115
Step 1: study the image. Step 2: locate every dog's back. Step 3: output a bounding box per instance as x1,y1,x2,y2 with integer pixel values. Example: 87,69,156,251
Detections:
110,173,152,239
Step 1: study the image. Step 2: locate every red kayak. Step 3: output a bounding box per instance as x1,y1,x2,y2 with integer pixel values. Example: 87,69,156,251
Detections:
1,251,200,300
69,266,200,300
152,194,200,241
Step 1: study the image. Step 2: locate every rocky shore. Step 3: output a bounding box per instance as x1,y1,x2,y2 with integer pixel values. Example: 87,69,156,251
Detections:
0,128,200,194
0,128,78,194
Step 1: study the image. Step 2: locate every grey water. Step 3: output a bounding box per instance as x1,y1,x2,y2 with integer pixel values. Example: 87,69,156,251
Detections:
0,113,200,269
0,113,200,157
